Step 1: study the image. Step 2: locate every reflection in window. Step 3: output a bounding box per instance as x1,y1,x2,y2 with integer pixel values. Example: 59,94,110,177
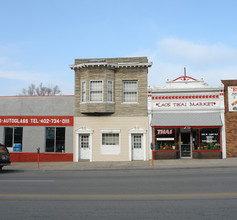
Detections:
200,128,220,150
4,127,23,149
46,127,65,152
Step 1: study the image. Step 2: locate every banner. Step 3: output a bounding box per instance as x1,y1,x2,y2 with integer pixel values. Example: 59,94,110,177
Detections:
0,116,73,126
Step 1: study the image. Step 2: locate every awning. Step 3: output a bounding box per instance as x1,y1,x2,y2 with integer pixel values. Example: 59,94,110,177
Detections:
150,113,222,127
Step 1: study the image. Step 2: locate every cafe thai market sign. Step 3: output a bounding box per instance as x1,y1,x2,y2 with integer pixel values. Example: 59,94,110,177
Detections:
228,86,237,111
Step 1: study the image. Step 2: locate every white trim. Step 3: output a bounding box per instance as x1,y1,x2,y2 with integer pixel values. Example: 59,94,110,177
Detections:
128,126,147,161
75,127,93,162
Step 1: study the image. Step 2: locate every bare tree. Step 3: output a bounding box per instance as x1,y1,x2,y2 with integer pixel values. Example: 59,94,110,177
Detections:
19,83,62,96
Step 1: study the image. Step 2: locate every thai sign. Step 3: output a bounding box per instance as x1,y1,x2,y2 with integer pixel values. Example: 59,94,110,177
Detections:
228,86,237,112
0,116,73,126
154,101,219,109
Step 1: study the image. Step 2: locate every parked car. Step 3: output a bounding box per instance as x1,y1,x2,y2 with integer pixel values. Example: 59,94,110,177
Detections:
0,143,11,170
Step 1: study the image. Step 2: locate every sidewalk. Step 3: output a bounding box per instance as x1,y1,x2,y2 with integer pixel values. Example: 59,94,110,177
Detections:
5,158,237,171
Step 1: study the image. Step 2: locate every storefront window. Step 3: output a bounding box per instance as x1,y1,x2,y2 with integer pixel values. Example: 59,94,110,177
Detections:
4,127,23,149
154,128,176,150
46,127,65,152
192,128,199,150
200,128,220,151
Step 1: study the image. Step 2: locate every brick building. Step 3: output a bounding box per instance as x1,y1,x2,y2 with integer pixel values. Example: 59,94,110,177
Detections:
221,80,237,157
70,57,152,161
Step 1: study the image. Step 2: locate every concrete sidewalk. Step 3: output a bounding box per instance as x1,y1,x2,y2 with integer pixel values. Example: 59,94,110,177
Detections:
4,158,237,171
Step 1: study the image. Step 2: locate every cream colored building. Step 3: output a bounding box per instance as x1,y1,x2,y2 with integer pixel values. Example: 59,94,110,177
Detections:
70,57,152,161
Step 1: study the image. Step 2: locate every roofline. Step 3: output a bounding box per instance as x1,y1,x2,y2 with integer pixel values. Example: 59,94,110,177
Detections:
0,95,74,98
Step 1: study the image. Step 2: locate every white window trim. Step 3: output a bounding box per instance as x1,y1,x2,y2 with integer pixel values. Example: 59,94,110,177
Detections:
101,130,120,155
122,81,138,104
89,80,103,103
107,80,113,102
81,81,86,103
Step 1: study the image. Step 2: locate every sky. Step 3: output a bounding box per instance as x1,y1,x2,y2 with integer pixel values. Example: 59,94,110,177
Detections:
0,0,237,96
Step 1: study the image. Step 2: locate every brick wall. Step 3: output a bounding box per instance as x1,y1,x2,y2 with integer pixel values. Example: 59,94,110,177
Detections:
222,80,237,157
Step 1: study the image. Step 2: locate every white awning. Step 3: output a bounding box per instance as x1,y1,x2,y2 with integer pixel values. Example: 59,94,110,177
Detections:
151,113,222,126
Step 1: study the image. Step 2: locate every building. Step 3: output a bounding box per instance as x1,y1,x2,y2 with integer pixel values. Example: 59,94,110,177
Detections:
70,57,152,162
0,96,74,162
221,80,237,157
148,75,226,159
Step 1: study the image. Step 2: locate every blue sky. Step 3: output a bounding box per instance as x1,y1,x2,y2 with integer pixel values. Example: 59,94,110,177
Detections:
1,0,237,95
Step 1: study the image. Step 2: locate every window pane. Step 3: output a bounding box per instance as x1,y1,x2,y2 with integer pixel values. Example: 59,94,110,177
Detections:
46,127,55,152
123,81,137,102
155,128,176,150
107,81,113,102
200,128,220,150
133,135,142,148
14,127,23,145
90,81,102,101
4,127,13,148
81,81,86,102
102,133,119,145
56,128,65,152
192,128,199,150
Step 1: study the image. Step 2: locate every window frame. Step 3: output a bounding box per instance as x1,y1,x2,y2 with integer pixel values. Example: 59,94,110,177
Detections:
123,81,138,103
81,81,86,103
89,80,103,102
101,130,120,155
45,127,66,153
107,80,113,102
4,127,23,149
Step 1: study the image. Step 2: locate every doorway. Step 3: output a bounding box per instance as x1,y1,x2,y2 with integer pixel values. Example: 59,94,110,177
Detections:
131,134,144,160
180,129,191,158
79,134,90,160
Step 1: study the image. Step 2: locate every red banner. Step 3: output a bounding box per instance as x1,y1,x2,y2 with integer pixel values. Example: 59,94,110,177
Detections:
0,116,73,126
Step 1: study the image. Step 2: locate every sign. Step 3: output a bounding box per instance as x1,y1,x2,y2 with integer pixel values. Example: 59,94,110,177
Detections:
154,101,219,109
228,86,237,112
0,116,73,126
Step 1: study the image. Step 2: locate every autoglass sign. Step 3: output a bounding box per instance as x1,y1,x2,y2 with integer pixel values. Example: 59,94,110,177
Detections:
228,86,237,112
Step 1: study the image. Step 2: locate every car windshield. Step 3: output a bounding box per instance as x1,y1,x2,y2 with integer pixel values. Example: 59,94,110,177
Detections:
0,146,8,153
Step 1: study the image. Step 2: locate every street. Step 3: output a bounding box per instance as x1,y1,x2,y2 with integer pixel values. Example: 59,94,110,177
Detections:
1,167,237,219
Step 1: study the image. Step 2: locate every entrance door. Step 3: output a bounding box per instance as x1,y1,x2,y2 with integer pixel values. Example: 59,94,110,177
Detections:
132,134,144,160
181,132,191,158
79,134,90,160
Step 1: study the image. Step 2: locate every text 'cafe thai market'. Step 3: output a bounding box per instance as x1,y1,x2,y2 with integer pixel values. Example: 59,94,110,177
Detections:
148,75,226,160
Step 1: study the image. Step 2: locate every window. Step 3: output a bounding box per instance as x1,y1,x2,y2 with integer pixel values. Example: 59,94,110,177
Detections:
81,81,86,102
154,128,176,150
90,80,103,102
133,135,142,148
46,127,65,152
101,131,120,155
107,80,113,102
200,128,220,151
4,127,23,149
123,81,138,102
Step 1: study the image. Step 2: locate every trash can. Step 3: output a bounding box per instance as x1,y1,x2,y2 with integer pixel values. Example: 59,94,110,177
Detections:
13,143,22,152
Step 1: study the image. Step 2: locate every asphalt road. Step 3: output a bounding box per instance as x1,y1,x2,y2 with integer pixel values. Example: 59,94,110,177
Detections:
1,167,237,219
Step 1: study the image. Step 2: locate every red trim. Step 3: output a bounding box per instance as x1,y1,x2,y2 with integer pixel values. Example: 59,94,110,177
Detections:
0,95,74,98
193,150,221,153
152,95,219,100
10,152,73,162
0,116,73,126
172,76,198,81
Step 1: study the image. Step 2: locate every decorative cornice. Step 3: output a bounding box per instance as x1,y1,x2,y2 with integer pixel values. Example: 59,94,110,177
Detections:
69,62,152,70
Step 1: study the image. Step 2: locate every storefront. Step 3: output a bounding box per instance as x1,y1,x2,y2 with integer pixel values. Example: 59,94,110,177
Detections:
0,96,74,162
148,75,226,159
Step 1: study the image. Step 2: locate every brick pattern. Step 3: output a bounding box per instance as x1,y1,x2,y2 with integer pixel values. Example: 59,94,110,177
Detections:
222,80,237,157
74,57,148,117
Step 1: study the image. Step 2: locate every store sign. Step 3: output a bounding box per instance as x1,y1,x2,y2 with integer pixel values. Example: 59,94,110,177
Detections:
154,101,218,109
0,116,73,126
228,86,237,112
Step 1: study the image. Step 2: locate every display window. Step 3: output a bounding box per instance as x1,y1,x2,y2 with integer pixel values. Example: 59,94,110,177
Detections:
153,126,221,153
4,127,23,150
154,128,177,151
46,127,65,152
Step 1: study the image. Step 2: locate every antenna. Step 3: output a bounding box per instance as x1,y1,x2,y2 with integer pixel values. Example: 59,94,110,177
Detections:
184,67,187,77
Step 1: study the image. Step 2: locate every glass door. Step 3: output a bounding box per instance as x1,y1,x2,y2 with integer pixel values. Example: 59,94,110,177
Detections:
180,130,191,158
